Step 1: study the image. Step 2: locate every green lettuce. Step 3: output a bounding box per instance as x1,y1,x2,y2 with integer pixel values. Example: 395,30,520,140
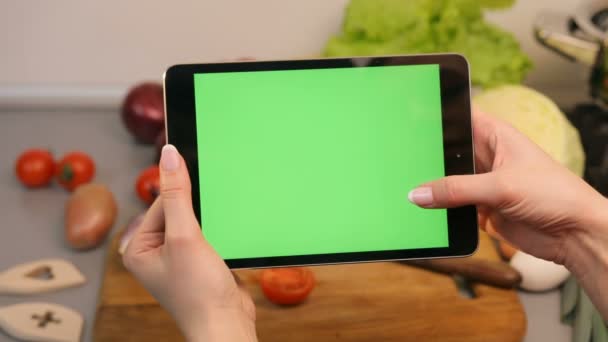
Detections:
324,0,531,88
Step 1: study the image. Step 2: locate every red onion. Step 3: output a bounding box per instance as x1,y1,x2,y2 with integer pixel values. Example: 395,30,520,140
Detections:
154,129,166,161
121,82,165,144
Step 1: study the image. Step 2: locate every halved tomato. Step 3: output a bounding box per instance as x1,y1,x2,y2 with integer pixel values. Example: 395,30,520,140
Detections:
260,267,315,305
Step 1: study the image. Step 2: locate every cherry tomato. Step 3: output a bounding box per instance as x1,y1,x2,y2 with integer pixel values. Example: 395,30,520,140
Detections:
15,149,55,187
56,152,96,191
136,166,160,205
260,267,315,305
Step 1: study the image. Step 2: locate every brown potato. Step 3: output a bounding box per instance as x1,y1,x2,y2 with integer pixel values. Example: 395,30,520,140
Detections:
65,183,117,250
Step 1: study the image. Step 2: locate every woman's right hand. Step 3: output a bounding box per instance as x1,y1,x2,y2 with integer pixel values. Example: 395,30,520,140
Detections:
408,110,608,318
122,145,257,342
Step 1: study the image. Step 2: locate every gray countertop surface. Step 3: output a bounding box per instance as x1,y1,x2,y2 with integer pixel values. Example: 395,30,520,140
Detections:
0,110,573,342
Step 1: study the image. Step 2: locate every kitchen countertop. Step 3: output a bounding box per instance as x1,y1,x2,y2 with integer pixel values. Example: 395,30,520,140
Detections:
0,110,574,342
0,110,154,342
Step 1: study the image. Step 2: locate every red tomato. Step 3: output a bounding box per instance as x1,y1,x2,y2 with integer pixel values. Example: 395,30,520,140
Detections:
15,149,55,187
56,152,96,191
136,166,160,205
260,267,316,305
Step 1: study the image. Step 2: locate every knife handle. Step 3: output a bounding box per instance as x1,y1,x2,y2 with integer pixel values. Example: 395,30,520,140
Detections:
401,258,522,288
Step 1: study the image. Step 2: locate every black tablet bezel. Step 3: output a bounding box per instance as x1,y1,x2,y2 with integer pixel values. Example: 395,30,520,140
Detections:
164,54,478,269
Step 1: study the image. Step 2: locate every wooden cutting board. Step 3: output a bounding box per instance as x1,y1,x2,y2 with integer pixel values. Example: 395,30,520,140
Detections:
94,231,526,342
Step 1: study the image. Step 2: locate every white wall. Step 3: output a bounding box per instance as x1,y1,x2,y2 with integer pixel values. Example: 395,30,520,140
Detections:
0,0,591,106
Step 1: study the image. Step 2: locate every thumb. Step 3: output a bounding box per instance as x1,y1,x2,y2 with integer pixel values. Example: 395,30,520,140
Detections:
408,173,500,208
159,144,199,238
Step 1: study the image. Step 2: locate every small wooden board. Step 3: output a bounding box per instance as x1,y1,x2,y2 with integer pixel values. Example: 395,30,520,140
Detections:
94,231,526,342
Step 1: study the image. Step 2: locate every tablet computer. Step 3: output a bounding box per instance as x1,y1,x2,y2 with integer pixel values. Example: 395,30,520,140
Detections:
164,54,477,268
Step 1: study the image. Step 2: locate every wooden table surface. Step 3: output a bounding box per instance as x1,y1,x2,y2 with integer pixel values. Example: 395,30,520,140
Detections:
94,229,526,342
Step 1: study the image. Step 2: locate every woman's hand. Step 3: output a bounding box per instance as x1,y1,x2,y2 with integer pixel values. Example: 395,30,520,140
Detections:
408,110,608,318
123,145,257,342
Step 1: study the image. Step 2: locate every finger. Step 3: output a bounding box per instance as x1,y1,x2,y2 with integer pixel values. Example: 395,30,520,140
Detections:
484,217,508,241
472,107,537,161
123,199,165,254
232,271,244,286
476,205,494,232
471,109,498,172
134,197,165,235
159,144,199,238
408,173,501,208
121,198,164,252
477,211,488,231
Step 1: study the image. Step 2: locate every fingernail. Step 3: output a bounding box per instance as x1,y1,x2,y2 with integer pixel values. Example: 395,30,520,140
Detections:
408,187,434,207
161,144,180,171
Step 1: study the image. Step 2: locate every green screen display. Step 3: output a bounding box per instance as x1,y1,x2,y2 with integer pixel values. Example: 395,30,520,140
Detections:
193,64,448,260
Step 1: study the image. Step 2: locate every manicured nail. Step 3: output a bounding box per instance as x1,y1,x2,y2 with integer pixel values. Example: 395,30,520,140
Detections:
160,144,180,171
408,187,434,207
